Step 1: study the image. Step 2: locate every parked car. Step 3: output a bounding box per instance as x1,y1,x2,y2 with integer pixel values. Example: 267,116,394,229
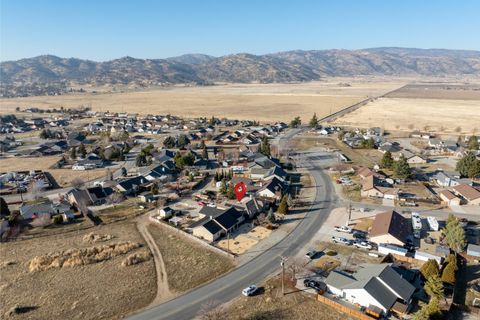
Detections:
353,231,367,240
305,250,319,259
354,241,373,250
242,285,258,296
334,225,352,233
331,236,353,245
303,279,323,292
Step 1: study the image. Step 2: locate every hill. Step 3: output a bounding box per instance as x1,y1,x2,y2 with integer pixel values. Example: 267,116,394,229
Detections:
1,48,480,97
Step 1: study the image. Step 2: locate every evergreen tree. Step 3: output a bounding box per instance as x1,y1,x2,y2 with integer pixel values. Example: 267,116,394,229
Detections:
260,136,271,156
393,154,411,179
150,183,159,195
420,259,440,279
441,261,456,285
456,152,480,178
78,143,86,158
267,208,276,223
0,197,10,218
277,195,289,215
467,135,479,150
209,116,216,126
219,180,227,195
424,274,444,301
70,146,77,159
136,154,146,167
381,151,394,169
309,113,318,129
426,297,442,319
443,215,466,252
289,116,301,128
163,136,176,148
227,185,236,200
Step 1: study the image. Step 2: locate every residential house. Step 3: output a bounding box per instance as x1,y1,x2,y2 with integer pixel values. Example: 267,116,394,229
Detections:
325,264,415,316
116,175,148,195
369,210,412,246
439,190,461,206
433,171,461,187
452,184,480,205
19,200,73,220
192,206,245,242
256,177,286,202
361,175,399,200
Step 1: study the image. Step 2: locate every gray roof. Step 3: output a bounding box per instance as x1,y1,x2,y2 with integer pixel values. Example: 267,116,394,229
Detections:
364,277,398,310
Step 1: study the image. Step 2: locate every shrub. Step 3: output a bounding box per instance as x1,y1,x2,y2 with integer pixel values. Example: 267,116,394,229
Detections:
326,250,337,256
53,215,63,225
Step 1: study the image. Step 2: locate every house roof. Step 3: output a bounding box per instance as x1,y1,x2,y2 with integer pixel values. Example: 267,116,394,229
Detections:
201,219,223,234
257,177,285,195
453,184,480,201
117,175,147,191
370,210,411,244
440,189,457,200
364,277,398,310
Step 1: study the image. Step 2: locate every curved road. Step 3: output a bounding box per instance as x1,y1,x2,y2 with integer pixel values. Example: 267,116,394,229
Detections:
129,151,337,320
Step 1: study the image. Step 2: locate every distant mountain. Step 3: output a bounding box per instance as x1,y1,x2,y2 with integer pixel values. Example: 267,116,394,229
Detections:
2,48,480,97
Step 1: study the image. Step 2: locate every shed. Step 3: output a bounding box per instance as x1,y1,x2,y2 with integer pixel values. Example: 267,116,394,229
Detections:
467,244,480,258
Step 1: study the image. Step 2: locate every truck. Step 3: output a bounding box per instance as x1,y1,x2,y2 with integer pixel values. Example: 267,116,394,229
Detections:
411,212,422,239
427,216,439,231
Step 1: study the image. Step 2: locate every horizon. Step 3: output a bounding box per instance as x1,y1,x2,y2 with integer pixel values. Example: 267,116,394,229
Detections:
1,0,479,61
2,46,480,63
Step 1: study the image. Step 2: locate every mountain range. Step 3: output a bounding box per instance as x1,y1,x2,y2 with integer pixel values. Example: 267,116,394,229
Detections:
1,47,480,97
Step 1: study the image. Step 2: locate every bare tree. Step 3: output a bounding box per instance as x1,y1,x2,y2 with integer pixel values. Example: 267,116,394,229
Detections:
71,178,85,189
197,301,228,320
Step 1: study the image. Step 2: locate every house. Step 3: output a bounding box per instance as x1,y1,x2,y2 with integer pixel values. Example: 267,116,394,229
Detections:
361,175,399,200
369,210,412,246
19,200,73,220
325,264,415,316
192,206,245,242
256,177,285,202
433,171,460,187
116,175,148,195
357,167,384,180
439,190,461,206
68,186,110,207
452,184,480,205
158,206,174,218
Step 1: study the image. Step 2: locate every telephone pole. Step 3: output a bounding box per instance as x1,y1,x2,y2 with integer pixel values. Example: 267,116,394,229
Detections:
280,256,288,296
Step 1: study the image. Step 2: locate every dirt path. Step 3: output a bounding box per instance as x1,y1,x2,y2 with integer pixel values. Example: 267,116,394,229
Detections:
136,213,173,306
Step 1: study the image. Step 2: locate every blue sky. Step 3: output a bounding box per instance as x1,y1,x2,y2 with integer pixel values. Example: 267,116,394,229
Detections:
1,0,479,61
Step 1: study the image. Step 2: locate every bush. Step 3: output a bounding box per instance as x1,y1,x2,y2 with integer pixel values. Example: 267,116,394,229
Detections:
326,250,337,256
53,215,63,225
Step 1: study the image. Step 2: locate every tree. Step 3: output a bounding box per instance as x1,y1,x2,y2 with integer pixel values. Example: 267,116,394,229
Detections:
70,146,77,159
467,135,479,150
78,143,86,158
150,183,159,195
381,151,394,169
200,141,208,159
136,154,147,167
424,274,444,301
267,208,276,223
183,152,195,167
219,180,227,195
177,134,190,148
0,197,10,218
174,152,185,169
39,129,51,139
441,261,456,285
208,116,216,126
412,304,429,320
309,113,319,129
361,137,375,149
163,136,176,148
290,116,301,128
426,297,442,319
277,195,289,215
260,136,271,156
443,214,466,252
456,152,480,178
393,154,411,179
420,259,440,279
226,185,235,200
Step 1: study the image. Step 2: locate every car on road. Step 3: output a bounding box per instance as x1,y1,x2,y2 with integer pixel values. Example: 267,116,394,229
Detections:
354,241,373,250
334,225,353,233
331,236,353,245
303,279,324,292
305,250,319,259
242,285,258,296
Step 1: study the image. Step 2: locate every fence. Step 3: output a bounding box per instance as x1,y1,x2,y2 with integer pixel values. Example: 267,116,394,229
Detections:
149,215,236,258
316,295,376,320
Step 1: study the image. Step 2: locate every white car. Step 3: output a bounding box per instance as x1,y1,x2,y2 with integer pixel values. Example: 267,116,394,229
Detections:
242,285,258,296
334,225,353,233
354,241,373,250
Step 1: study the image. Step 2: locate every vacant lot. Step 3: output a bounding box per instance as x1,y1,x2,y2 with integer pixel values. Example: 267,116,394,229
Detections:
147,223,235,292
0,156,115,187
334,97,480,134
386,83,480,100
215,275,350,320
0,221,156,320
0,79,405,122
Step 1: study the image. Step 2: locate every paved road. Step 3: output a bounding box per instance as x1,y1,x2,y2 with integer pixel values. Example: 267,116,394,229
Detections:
129,152,337,320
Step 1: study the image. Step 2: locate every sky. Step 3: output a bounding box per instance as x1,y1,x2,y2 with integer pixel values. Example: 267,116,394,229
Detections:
1,0,479,61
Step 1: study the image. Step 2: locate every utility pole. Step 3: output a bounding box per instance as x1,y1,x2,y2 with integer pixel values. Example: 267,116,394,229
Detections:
280,256,288,296
347,200,352,226
227,231,230,253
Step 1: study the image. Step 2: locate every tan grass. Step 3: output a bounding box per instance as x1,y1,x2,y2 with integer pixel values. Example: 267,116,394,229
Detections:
122,249,152,267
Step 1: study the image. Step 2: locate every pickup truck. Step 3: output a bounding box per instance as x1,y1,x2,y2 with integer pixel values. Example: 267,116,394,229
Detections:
334,225,353,233
354,241,373,250
331,236,353,245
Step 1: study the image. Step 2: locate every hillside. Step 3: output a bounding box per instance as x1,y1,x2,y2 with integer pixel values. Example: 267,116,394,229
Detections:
1,48,480,97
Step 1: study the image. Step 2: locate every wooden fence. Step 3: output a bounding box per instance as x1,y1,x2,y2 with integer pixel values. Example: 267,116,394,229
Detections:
316,295,376,320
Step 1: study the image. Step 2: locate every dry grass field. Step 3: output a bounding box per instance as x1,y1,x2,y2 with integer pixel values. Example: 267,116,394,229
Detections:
0,78,406,122
0,221,156,320
334,97,480,134
0,156,115,187
147,223,235,293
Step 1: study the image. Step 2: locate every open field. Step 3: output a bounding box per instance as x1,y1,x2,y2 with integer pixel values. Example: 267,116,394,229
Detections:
147,223,235,293
386,82,480,100
0,221,156,320
0,79,406,122
334,97,480,134
216,275,349,320
0,156,116,187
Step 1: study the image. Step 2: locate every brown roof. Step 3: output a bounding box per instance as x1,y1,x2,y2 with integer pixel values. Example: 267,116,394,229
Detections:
362,175,375,191
440,189,457,200
370,210,411,244
453,184,480,201
358,167,375,179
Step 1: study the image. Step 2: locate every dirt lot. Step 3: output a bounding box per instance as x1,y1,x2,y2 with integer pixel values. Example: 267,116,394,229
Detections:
0,221,156,320
0,156,115,187
0,79,405,122
218,225,272,255
386,83,480,100
334,97,480,135
147,223,235,292
213,275,351,320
